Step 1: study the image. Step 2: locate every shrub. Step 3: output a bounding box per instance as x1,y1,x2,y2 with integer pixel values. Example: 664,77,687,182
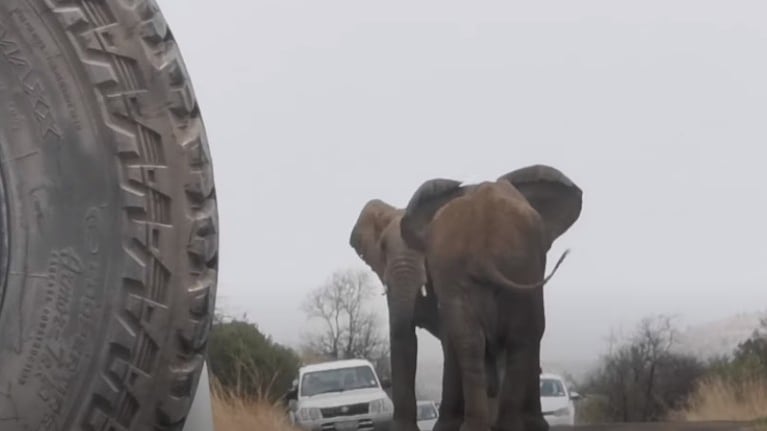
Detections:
580,315,706,422
207,314,301,402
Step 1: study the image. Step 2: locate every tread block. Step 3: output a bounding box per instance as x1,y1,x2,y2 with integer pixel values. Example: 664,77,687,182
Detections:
110,126,141,158
112,316,139,354
160,54,197,115
105,93,130,118
123,249,147,287
121,185,147,214
156,355,204,424
92,373,122,409
185,170,214,203
189,270,215,317
52,7,90,30
81,59,119,87
140,13,168,43
85,405,111,431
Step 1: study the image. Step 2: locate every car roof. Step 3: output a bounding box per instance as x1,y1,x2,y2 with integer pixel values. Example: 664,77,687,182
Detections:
299,358,374,374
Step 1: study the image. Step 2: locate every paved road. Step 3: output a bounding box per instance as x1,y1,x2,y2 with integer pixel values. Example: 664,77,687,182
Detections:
551,422,761,431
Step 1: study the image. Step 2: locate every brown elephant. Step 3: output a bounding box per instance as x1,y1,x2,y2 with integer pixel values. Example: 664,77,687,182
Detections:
350,200,502,431
399,164,583,431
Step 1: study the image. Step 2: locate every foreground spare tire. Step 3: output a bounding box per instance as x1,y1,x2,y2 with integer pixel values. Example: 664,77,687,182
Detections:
0,1,218,430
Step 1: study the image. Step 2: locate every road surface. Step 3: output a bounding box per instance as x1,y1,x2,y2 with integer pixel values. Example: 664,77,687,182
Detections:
552,422,762,431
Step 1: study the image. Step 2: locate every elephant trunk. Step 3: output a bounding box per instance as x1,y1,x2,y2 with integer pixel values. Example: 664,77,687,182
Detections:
384,251,427,428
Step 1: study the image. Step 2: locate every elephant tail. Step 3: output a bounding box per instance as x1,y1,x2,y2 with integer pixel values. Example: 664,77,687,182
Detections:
476,249,571,291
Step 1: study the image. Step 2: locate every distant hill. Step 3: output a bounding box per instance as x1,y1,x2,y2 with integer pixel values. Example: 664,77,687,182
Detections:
673,310,767,360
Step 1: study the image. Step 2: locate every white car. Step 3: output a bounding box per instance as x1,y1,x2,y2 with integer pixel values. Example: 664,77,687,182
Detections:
286,358,394,431
540,372,581,427
416,400,439,431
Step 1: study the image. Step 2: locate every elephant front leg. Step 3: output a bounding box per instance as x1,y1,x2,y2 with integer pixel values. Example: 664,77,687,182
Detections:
388,322,420,431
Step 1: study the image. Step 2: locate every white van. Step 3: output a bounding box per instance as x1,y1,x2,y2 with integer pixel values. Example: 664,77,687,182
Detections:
286,358,394,431
540,372,581,426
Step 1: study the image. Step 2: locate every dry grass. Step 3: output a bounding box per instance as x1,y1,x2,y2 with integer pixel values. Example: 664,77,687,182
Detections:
675,376,767,422
210,378,300,431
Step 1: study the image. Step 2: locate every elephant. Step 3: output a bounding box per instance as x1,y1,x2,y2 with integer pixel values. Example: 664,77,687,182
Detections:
399,164,583,431
349,199,503,431
349,199,440,431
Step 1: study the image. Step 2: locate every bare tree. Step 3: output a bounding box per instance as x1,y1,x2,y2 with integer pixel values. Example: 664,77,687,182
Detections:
642,315,679,418
301,268,389,369
584,314,704,422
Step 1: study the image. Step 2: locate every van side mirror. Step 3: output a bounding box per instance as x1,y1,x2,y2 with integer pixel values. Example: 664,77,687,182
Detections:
287,387,298,399
569,390,582,401
283,386,298,407
380,377,392,390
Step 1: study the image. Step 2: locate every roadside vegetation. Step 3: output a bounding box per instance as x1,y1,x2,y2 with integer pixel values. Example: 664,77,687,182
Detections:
211,378,299,431
574,315,767,426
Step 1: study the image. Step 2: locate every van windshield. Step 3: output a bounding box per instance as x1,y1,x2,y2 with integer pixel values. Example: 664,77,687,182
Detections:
300,365,379,397
540,378,566,397
417,403,438,420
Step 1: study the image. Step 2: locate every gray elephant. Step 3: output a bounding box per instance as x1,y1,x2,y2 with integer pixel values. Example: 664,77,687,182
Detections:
349,199,440,431
400,164,583,431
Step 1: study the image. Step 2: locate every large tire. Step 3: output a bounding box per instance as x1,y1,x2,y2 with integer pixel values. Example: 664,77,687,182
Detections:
0,1,218,430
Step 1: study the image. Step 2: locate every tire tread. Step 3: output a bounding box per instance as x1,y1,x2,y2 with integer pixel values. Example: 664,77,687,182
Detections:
43,1,218,429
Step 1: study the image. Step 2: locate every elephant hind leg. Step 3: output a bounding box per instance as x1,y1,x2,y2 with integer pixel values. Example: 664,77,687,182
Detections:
485,345,501,426
440,301,491,431
434,336,463,431
493,341,548,431
485,343,499,399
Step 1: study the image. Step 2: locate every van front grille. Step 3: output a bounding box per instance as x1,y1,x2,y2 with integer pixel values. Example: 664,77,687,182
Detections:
320,402,369,418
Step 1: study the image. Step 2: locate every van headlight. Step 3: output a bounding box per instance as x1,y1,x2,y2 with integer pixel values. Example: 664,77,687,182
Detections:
296,407,322,422
369,398,393,414
553,406,571,417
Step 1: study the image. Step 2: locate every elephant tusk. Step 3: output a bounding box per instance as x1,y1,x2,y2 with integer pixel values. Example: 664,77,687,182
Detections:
421,285,427,297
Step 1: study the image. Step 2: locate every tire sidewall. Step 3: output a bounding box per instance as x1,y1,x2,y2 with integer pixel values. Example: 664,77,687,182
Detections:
0,3,123,428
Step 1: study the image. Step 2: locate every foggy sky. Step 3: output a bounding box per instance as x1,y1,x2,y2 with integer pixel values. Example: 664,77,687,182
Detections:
159,0,767,363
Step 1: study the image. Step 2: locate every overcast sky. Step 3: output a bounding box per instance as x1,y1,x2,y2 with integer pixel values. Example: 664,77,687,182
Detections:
159,0,767,363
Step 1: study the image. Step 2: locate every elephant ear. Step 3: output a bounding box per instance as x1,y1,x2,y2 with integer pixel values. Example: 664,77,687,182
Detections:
349,199,401,277
400,178,466,252
498,164,583,245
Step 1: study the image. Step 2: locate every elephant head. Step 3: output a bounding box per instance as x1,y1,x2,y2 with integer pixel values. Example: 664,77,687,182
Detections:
349,199,428,291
